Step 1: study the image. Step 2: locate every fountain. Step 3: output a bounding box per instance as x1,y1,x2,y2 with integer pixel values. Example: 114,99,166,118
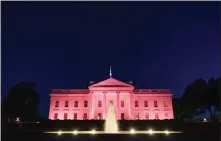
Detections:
104,102,119,133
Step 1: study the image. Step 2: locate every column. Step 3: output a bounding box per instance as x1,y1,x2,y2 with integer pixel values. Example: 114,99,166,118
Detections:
90,92,94,119
130,92,134,120
117,92,120,120
128,92,131,120
103,92,106,119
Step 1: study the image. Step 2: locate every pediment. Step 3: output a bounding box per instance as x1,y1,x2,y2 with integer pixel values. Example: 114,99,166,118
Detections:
88,78,134,89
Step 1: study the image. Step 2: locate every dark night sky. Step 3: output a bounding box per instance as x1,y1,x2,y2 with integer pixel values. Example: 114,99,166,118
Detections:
2,2,220,117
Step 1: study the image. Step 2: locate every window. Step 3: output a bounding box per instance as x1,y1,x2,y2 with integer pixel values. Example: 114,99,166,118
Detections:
54,113,58,120
74,113,77,120
98,101,102,107
154,100,158,107
84,101,88,107
83,113,87,120
121,100,124,107
135,100,138,107
65,101,69,107
144,101,148,107
163,100,168,107
135,113,140,120
145,113,149,120
74,101,78,107
55,101,59,107
121,113,125,120
155,113,159,120
165,113,168,119
98,113,102,120
64,113,68,120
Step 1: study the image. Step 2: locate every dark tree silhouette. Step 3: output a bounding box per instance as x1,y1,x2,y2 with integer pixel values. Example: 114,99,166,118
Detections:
178,77,220,121
4,82,41,121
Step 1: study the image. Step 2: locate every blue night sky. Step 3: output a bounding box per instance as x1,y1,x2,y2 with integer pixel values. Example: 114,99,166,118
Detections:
2,2,220,117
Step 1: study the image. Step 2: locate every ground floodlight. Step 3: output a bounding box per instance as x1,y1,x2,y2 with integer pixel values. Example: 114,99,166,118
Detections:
130,128,135,134
57,131,62,135
90,129,96,134
165,130,169,135
148,129,154,135
72,130,78,135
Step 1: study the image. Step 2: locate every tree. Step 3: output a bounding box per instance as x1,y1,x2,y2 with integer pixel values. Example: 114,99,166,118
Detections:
5,82,41,121
172,98,182,119
179,77,220,121
203,77,220,117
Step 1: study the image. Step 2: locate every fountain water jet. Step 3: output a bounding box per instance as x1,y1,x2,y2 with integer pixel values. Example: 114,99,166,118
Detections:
104,102,119,134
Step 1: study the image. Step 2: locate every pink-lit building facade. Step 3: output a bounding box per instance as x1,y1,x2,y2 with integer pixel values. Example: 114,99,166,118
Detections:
49,78,174,120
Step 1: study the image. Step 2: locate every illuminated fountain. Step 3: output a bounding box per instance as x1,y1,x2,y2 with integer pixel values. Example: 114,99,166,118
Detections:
104,102,119,133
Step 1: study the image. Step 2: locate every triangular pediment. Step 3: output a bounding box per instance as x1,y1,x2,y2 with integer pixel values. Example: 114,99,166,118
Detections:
89,78,133,88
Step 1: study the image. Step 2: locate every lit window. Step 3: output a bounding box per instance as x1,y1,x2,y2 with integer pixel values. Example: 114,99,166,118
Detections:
154,100,158,107
145,113,149,120
54,113,58,120
55,101,59,107
135,101,138,107
83,113,87,120
98,101,102,107
164,100,168,107
84,101,88,107
121,113,125,120
74,113,77,120
121,100,124,107
74,101,78,107
64,113,68,120
155,113,159,120
135,113,140,120
144,101,148,107
98,113,102,120
65,101,69,107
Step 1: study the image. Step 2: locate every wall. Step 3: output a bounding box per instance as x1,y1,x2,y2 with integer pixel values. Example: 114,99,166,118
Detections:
49,92,174,120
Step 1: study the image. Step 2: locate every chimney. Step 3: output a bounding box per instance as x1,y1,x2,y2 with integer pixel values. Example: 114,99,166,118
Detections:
90,81,95,84
128,81,133,84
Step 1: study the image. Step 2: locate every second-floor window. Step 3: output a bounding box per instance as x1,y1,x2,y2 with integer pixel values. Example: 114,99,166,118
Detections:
163,100,168,107
74,101,78,107
121,100,124,107
84,101,88,107
65,101,69,107
135,100,138,107
98,101,102,107
144,101,148,107
154,100,158,107
55,101,59,107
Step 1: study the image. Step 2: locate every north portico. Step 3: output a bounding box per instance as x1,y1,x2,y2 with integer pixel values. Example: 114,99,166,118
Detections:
49,77,174,120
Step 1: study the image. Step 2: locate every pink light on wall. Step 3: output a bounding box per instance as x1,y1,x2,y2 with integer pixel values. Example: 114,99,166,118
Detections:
49,78,174,120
